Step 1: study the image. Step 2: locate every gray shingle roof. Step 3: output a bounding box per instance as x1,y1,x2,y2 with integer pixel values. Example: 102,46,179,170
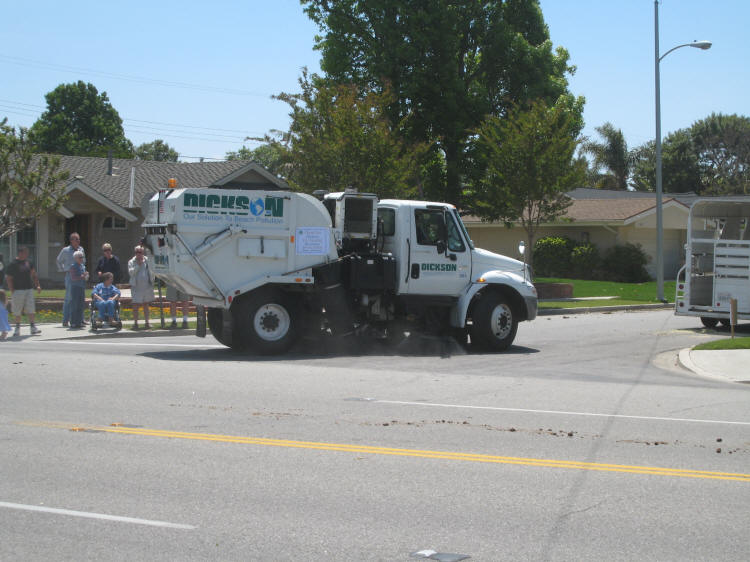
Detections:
35,155,286,210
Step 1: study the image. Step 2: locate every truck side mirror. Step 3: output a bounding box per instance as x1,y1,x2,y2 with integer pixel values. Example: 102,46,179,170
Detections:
437,216,448,255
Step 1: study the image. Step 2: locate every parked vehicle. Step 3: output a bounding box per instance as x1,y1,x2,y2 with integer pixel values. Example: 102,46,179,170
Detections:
143,187,537,354
675,197,750,328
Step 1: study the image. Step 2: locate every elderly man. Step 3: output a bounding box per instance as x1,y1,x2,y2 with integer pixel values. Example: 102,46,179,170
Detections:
56,232,86,327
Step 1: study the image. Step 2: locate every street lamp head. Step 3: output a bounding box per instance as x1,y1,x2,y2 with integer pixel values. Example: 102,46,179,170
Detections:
691,40,712,50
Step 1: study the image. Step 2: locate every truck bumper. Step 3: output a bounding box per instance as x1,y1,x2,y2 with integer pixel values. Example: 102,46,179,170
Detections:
524,295,538,321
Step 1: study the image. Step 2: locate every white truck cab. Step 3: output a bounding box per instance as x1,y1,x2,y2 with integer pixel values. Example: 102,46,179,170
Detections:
143,188,537,354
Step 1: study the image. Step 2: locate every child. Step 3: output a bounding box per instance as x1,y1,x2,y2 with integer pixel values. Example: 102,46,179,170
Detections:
0,289,10,340
68,250,89,328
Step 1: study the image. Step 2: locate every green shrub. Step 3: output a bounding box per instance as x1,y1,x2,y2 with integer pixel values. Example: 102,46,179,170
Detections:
602,243,651,282
570,243,601,280
533,237,576,277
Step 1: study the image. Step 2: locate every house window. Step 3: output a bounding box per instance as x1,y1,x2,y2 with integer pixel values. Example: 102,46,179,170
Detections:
103,216,127,230
1,223,37,268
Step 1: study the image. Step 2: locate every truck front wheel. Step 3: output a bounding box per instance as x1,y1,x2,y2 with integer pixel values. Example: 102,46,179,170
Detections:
236,288,297,355
471,293,518,351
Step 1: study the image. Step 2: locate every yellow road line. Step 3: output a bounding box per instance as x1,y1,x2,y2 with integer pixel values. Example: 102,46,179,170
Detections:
20,421,750,482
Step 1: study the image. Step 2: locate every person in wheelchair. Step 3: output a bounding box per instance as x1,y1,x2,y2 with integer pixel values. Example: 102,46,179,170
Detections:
91,272,122,329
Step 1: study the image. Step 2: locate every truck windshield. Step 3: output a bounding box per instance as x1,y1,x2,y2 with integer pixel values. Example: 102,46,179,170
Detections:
453,210,475,250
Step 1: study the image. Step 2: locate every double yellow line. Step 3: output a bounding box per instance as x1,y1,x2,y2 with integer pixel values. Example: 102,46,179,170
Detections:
22,421,750,482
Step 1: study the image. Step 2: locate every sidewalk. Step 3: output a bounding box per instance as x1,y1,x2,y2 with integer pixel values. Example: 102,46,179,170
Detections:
678,348,750,383
15,319,196,342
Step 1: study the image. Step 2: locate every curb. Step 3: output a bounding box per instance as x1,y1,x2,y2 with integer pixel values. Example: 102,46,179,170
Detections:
37,326,197,342
538,303,673,316
677,348,714,379
677,347,750,384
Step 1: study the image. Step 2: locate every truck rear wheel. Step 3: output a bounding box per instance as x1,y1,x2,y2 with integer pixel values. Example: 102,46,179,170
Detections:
236,288,297,355
207,308,233,347
470,293,518,351
700,317,719,329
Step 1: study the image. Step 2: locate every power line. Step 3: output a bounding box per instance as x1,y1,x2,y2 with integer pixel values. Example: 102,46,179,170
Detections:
0,54,272,97
0,99,272,143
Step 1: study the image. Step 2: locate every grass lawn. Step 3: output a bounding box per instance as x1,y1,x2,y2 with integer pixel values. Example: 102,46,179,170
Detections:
538,299,661,309
38,289,67,299
693,337,750,350
536,278,676,304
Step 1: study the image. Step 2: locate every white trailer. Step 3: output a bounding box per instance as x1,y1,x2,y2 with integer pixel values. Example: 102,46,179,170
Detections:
675,197,750,327
143,187,537,354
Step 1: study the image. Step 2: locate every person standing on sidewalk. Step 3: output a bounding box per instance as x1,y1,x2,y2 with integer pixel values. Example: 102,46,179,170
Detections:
166,284,191,328
128,245,154,329
96,243,121,285
56,233,85,327
5,246,42,337
68,250,89,328
0,290,11,340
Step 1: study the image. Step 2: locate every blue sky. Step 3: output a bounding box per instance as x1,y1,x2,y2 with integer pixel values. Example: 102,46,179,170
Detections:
2,0,747,161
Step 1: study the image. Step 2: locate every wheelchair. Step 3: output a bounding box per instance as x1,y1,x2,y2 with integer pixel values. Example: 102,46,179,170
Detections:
90,297,123,331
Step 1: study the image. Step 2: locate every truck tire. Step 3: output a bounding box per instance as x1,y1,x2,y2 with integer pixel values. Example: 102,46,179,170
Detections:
470,292,518,351
700,317,719,329
207,308,232,347
235,288,297,355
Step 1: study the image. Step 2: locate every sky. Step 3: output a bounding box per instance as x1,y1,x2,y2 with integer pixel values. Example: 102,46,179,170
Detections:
2,0,747,162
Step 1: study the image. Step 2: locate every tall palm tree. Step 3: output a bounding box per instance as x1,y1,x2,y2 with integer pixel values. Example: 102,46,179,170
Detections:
580,122,637,189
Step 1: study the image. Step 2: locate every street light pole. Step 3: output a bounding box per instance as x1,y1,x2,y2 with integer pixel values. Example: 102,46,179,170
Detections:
654,0,711,302
654,0,664,301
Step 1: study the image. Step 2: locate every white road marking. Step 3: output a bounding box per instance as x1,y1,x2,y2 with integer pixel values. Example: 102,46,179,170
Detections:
0,501,195,529
377,400,750,427
29,340,224,348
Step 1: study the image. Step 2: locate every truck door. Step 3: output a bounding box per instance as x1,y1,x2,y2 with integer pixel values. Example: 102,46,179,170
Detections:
407,207,471,296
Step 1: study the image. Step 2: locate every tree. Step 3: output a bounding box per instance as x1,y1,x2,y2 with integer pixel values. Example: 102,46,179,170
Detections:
580,122,636,189
30,81,133,157
0,119,70,240
226,143,287,175
225,146,254,161
302,0,575,205
468,97,584,271
690,113,750,195
268,70,426,199
135,139,178,162
631,129,702,193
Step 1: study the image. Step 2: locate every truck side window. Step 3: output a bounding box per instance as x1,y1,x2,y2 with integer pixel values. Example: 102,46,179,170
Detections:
446,215,466,252
414,209,443,246
378,208,395,236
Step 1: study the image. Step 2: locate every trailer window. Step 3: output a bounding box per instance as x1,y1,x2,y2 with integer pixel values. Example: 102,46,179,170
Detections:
378,208,395,236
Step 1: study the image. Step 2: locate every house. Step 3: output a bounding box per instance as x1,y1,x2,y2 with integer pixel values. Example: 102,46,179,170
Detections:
463,188,697,279
1,155,290,284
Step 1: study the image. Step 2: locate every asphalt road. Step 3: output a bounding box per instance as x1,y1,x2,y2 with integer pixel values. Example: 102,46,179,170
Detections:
1,310,749,561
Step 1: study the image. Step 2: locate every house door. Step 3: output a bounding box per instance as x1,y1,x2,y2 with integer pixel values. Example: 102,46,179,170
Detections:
65,215,91,257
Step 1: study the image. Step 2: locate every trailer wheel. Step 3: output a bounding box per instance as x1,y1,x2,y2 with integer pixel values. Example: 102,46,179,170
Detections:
470,292,518,351
236,288,297,355
207,308,233,347
700,317,719,329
